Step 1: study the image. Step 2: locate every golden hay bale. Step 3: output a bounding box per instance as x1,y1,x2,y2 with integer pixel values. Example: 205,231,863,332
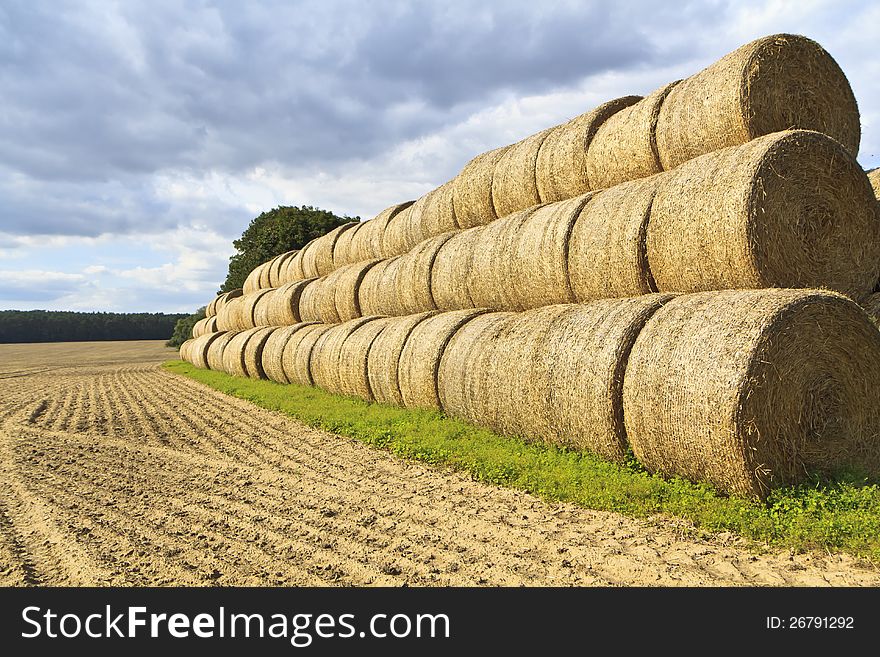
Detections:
467,207,541,310
585,83,679,190
336,317,393,400
310,317,379,395
268,251,297,288
258,261,272,290
624,289,880,498
297,279,325,323
656,33,860,171
304,223,358,278
205,316,218,333
437,311,516,424
281,324,334,386
418,180,458,236
491,128,554,218
568,177,660,302
367,311,438,406
215,289,242,315
861,292,880,326
398,309,489,410
348,202,414,262
222,328,263,377
215,296,244,331
266,278,314,326
242,327,276,379
261,322,320,383
333,259,382,322
381,203,421,257
206,294,220,318
535,96,641,203
239,289,274,330
282,244,310,284
395,232,455,315
507,194,592,310
332,221,365,267
191,317,210,339
179,338,194,363
647,130,880,299
868,168,880,199
242,265,263,294
431,228,483,311
252,288,276,327
314,269,345,325
190,331,224,370
453,146,511,228
358,256,404,317
206,331,235,371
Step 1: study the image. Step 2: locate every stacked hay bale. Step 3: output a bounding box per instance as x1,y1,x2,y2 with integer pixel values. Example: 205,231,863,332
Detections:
176,33,880,498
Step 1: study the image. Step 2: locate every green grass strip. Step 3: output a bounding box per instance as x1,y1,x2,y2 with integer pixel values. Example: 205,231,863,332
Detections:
165,360,880,562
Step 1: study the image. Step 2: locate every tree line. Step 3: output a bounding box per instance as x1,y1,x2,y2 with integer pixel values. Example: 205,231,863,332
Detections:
0,310,188,344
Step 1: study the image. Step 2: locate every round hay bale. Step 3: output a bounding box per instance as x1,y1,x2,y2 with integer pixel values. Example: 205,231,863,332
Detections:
252,288,276,327
336,317,393,400
222,328,263,377
467,207,541,310
268,251,297,288
419,180,458,236
453,146,511,228
242,265,262,294
350,203,414,262
191,317,210,339
258,260,272,290
861,292,880,327
585,83,679,190
569,176,660,302
332,221,366,268
282,244,310,284
507,194,593,310
310,317,379,395
242,327,276,379
215,289,242,315
491,128,554,218
437,311,516,426
266,278,314,326
624,289,880,498
535,96,641,203
647,130,880,299
179,338,194,363
240,289,273,330
381,204,421,257
868,168,880,200
398,309,489,410
205,316,218,333
215,295,244,331
190,331,224,370
395,232,455,315
334,259,382,322
298,238,323,279
315,268,346,325
261,322,319,383
315,222,358,277
358,256,404,317
206,294,220,318
206,331,235,371
367,311,438,406
431,228,483,311
656,34,860,171
281,324,334,386
297,279,325,323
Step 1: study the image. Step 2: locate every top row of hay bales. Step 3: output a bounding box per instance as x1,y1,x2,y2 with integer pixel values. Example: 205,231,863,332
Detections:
232,33,860,295
235,130,878,327
180,288,880,500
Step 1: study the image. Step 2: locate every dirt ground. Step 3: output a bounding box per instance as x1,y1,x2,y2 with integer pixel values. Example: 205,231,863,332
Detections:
0,340,878,586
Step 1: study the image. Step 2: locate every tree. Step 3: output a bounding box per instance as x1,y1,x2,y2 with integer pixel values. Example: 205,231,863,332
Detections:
220,205,357,293
166,307,206,348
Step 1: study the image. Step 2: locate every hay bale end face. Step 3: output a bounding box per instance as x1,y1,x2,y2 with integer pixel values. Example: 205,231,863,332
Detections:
206,331,235,371
258,261,272,290
281,324,334,386
624,289,880,498
453,146,511,229
332,221,365,268
267,279,314,326
269,251,297,288
535,96,641,203
243,265,263,294
395,232,455,315
868,168,880,200
492,129,554,218
282,246,309,285
431,227,483,311
336,317,393,401
656,33,860,170
350,202,414,263
419,180,458,237
647,130,880,300
252,289,276,327
310,317,378,395
569,176,660,302
367,311,438,407
222,328,262,377
262,323,317,383
297,279,325,323
398,308,489,410
334,260,382,322
191,332,224,370
243,327,277,379
585,84,678,190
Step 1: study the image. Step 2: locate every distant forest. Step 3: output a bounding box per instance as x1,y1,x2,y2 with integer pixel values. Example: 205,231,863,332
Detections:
0,310,188,343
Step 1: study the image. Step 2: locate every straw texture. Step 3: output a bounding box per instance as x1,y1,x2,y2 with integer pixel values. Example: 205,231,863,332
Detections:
431,228,483,311
281,324,333,386
332,260,382,322
266,279,314,326
535,96,641,203
862,292,880,326
869,168,880,199
336,317,393,401
395,233,455,315
261,323,317,383
367,311,438,406
492,128,554,218
206,331,235,371
656,34,860,170
586,84,679,190
398,308,488,410
647,130,880,299
419,181,458,236
624,289,880,498
222,328,262,377
252,288,275,327
242,264,263,294
332,221,366,267
310,317,378,395
282,244,310,284
350,202,414,262
297,279,325,323
453,146,511,228
243,327,276,379
268,251,297,287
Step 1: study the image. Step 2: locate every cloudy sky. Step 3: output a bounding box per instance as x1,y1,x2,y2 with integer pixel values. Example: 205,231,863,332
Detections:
1,0,878,313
